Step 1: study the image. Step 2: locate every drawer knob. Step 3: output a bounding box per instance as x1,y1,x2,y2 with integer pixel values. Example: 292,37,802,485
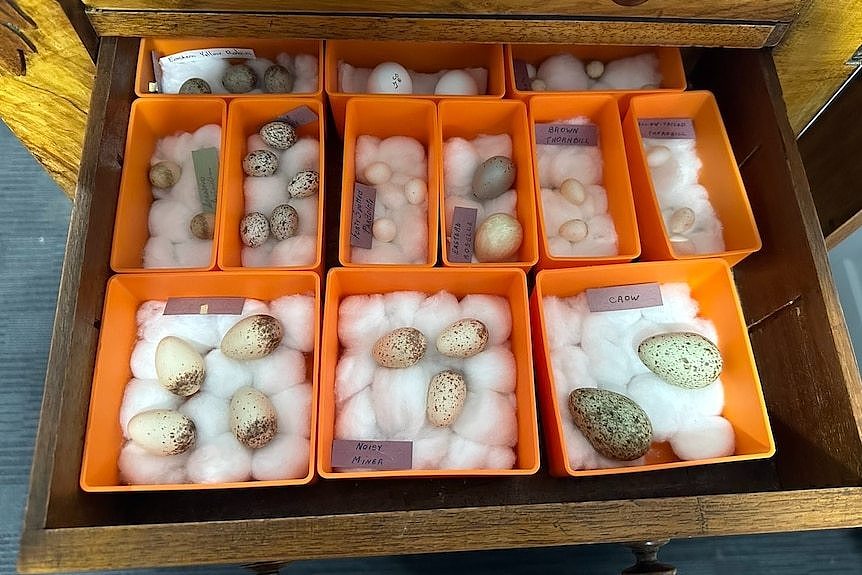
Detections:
612,0,650,5
622,540,677,574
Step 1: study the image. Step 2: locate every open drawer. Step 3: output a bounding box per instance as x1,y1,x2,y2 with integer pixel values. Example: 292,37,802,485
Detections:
17,38,862,572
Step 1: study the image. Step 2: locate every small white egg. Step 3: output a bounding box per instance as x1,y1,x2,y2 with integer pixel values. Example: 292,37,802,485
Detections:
364,161,392,185
372,217,397,242
434,69,479,95
668,207,696,234
531,78,547,91
366,61,413,94
646,145,672,167
405,178,427,205
559,219,589,243
586,60,605,80
560,178,586,205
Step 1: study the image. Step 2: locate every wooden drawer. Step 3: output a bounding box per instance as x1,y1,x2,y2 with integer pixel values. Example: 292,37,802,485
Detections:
17,38,862,573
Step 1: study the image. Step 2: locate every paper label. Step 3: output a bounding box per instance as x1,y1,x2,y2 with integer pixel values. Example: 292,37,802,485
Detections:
586,282,663,312
350,183,376,249
191,147,219,213
331,440,413,470
638,118,696,139
160,47,256,65
513,58,531,91
150,50,162,92
163,297,245,315
277,105,319,127
448,207,478,263
534,123,599,146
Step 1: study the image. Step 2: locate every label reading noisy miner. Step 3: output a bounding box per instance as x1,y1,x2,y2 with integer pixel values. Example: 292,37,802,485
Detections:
586,282,663,312
534,123,599,146
163,297,245,316
191,147,219,213
513,58,531,91
638,118,696,139
350,183,377,249
160,47,256,66
277,105,319,127
448,206,478,263
331,439,413,470
150,51,162,93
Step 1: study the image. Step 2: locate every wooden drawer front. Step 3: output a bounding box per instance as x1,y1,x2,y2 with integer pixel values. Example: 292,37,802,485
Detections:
18,38,862,573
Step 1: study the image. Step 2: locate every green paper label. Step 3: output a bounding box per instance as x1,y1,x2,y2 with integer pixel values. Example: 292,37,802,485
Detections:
192,147,219,213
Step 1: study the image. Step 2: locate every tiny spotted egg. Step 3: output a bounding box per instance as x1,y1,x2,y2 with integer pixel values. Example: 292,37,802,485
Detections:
270,203,299,240
259,121,297,150
426,370,467,427
222,64,257,93
288,170,319,198
436,318,488,359
372,327,427,368
178,78,212,94
263,64,294,93
240,211,270,248
243,149,279,177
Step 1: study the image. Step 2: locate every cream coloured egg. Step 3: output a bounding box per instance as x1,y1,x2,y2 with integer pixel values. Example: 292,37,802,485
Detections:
230,386,278,448
436,318,488,358
221,314,283,360
560,178,586,205
559,219,589,243
405,178,427,205
155,336,204,397
128,409,196,455
586,60,605,80
372,327,427,368
364,161,392,185
372,218,397,242
426,370,467,427
474,213,523,262
434,69,479,95
366,62,413,94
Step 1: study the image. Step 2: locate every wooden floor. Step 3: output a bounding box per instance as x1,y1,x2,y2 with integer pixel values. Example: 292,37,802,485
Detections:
2,119,862,574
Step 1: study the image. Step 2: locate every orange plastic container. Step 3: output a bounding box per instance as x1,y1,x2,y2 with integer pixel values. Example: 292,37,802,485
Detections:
622,91,762,266
325,41,505,134
505,45,686,111
218,98,325,273
339,98,440,267
318,267,540,479
437,100,539,272
528,94,641,268
80,271,320,492
531,260,775,477
111,98,227,273
136,38,324,99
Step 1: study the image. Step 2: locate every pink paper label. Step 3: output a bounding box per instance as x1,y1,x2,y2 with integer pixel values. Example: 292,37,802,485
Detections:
513,58,531,91
534,123,599,146
638,118,695,139
331,439,413,470
277,105,319,127
448,207,478,263
163,297,245,315
586,283,663,312
350,183,376,249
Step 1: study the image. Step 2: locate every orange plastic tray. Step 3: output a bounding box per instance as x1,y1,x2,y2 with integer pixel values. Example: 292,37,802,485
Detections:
80,271,320,492
531,260,775,477
528,94,641,268
622,91,762,266
136,38,324,99
437,100,539,272
319,267,540,479
111,98,227,273
339,98,440,267
218,98,325,274
325,40,505,134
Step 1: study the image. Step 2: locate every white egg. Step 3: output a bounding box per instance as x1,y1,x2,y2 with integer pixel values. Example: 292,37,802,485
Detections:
366,62,413,94
405,178,427,205
373,218,397,242
364,161,392,185
434,69,479,95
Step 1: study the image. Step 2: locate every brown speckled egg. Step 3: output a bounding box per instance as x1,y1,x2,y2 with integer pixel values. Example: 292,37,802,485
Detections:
128,409,196,455
287,170,319,198
259,121,297,150
243,149,279,177
372,327,427,368
179,77,212,94
222,64,257,93
270,203,299,240
426,370,467,427
568,388,652,461
637,332,723,389
436,318,488,359
263,64,294,93
472,156,516,200
189,212,215,240
149,161,182,188
155,336,204,397
240,212,270,248
221,314,284,360
229,386,278,448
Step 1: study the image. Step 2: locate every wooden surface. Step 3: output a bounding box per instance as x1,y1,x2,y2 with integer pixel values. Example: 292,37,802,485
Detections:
774,0,862,133
0,0,94,199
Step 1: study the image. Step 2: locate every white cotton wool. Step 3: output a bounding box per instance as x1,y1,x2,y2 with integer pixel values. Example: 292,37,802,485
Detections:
440,436,489,469
383,291,426,328
141,313,220,351
551,345,596,396
536,53,590,91
335,350,377,404
119,442,189,485
214,298,271,338
270,235,317,267
443,137,482,192
279,137,320,180
335,387,383,440
247,134,268,153
148,199,195,242
451,390,518,447
625,374,683,443
160,53,318,95
143,236,178,268
549,146,603,188
472,133,513,161
243,175,289,216
338,294,388,351
445,195,485,234
412,426,453,470
370,365,428,438
377,180,409,210
378,136,427,180
670,416,735,461
412,291,463,342
462,346,517,394
485,446,517,469
174,239,214,268
202,349,253,398
458,294,512,345
136,300,167,328
251,434,310,481
241,243,275,267
186,432,253,484
600,53,662,90
269,294,315,353
354,135,381,177
249,347,307,395
129,340,158,380
178,392,230,443
270,383,312,438
119,379,182,436
292,54,320,93
640,283,699,323
291,196,319,235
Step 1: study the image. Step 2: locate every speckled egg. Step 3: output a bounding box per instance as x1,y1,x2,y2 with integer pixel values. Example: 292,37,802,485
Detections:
426,370,467,427
178,77,212,94
230,386,278,448
568,388,652,461
270,203,299,240
668,207,695,234
288,170,319,198
221,314,284,360
259,121,297,150
128,409,196,455
242,149,279,177
263,64,294,93
472,156,516,200
149,161,181,188
474,213,523,262
240,212,270,248
189,212,215,240
222,64,257,93
155,336,204,397
637,332,723,389
436,318,488,359
372,327,427,368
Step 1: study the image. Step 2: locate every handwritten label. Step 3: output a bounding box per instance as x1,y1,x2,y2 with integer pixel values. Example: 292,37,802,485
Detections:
163,297,245,315
331,440,413,470
150,51,162,93
277,105,319,127
350,183,376,249
586,283,663,312
191,147,219,213
448,207,478,263
535,123,599,146
513,58,531,91
638,118,695,139
160,47,256,66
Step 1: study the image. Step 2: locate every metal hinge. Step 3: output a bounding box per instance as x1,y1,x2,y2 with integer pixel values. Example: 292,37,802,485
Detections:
848,45,862,67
